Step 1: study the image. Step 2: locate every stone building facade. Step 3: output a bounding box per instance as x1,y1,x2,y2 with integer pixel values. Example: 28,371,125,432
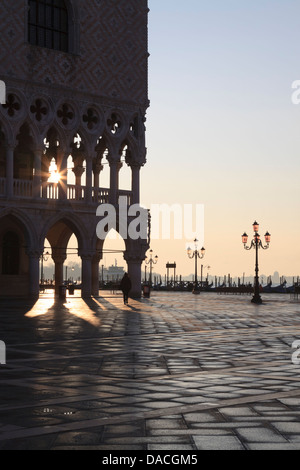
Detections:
0,0,150,299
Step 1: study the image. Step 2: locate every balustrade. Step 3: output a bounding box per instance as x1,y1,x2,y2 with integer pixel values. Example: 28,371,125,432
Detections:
0,178,133,206
92,188,110,204
13,179,33,198
67,184,86,201
118,189,132,206
44,182,59,200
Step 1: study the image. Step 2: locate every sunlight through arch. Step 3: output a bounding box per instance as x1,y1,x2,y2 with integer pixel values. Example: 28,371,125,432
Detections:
65,234,81,285
101,228,127,282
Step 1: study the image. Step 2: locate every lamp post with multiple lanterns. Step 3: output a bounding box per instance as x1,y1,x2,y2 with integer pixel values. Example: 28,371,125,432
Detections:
187,239,205,294
40,251,50,284
242,221,271,304
145,249,158,287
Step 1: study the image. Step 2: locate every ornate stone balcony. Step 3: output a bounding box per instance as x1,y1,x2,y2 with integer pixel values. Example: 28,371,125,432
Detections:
0,177,134,206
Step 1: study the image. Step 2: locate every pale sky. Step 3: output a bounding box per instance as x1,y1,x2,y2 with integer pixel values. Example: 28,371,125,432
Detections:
51,1,300,282
139,0,300,280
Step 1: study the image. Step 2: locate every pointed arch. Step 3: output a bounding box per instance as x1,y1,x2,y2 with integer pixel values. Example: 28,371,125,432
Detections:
14,123,35,181
0,207,39,252
40,211,90,255
0,119,14,147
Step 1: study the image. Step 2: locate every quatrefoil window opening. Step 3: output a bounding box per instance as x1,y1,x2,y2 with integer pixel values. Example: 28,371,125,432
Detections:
107,113,122,135
83,108,98,130
2,94,21,117
30,99,48,122
57,103,74,126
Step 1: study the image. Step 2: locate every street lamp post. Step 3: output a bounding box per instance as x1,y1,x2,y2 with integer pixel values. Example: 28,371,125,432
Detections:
145,250,158,287
40,251,50,284
187,239,205,294
242,221,271,304
201,265,211,288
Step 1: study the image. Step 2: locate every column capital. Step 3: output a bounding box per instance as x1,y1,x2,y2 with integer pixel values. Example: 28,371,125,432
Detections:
108,158,121,167
26,249,43,259
5,141,16,151
129,161,143,170
72,165,85,178
33,146,45,155
79,251,94,261
92,251,102,263
93,161,103,174
51,248,67,264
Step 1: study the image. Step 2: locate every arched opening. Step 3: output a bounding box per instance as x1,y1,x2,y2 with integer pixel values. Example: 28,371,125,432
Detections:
67,154,75,185
48,158,60,184
43,127,63,199
14,124,34,181
69,132,86,200
43,216,85,298
94,136,109,193
2,231,20,275
100,229,127,290
119,144,132,192
64,234,81,286
39,238,54,292
0,213,34,298
100,151,110,189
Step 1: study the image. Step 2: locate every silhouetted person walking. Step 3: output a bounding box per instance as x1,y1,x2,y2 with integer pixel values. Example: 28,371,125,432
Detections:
120,273,131,305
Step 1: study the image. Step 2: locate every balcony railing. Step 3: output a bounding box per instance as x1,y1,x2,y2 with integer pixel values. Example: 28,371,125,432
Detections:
0,179,132,205
67,184,85,201
118,189,133,206
43,182,59,200
13,179,33,198
92,188,110,204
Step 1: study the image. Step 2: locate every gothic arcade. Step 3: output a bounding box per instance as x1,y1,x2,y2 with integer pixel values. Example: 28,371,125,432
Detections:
0,0,149,299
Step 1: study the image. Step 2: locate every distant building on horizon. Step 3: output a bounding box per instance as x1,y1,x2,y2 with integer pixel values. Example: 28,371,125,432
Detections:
101,260,125,282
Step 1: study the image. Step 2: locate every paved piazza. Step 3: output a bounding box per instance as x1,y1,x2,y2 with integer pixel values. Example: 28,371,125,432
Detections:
1,291,300,450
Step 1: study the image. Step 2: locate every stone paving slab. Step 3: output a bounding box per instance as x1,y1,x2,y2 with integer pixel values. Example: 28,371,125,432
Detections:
0,291,300,450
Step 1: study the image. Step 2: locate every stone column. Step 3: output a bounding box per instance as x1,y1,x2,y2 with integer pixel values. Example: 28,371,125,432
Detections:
93,161,103,203
85,157,93,203
33,148,43,198
109,160,118,206
73,165,85,187
126,258,143,298
6,144,14,198
91,253,102,297
81,253,92,298
93,162,103,189
116,161,123,202
131,164,141,205
72,165,85,200
52,250,66,298
57,150,68,200
41,155,50,199
108,158,122,206
124,238,149,299
28,250,41,300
